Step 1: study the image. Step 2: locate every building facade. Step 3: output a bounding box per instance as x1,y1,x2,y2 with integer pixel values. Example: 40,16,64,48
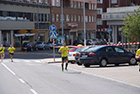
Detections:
97,0,140,41
51,0,97,44
0,0,50,47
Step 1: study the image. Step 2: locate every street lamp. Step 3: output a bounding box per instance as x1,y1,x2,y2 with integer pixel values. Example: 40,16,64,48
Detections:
61,0,64,42
83,0,86,46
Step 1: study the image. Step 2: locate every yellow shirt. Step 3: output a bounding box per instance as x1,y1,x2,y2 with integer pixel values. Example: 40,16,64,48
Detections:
136,49,140,64
0,47,5,53
8,47,16,53
59,46,69,57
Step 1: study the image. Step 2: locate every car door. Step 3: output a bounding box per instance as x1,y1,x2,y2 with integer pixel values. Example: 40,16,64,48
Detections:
106,47,119,63
114,47,129,63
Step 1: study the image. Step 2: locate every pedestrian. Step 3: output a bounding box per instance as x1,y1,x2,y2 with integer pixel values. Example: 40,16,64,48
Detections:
0,44,5,62
8,45,16,62
135,46,140,72
58,42,69,72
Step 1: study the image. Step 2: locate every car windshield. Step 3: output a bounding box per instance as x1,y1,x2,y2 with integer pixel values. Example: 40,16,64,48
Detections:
73,48,82,52
80,47,90,52
85,46,102,52
23,42,29,45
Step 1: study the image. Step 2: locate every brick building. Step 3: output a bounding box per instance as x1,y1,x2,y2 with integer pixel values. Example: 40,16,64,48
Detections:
51,0,97,44
97,0,140,40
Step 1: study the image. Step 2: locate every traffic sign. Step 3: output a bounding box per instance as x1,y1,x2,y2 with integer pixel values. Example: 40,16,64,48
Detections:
50,25,57,32
107,28,111,33
50,31,57,39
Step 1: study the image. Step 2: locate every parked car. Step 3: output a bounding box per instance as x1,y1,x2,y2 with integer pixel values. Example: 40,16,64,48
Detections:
73,40,84,46
86,38,100,45
68,47,83,64
79,46,137,67
35,41,50,50
21,42,38,51
47,42,53,49
75,46,92,65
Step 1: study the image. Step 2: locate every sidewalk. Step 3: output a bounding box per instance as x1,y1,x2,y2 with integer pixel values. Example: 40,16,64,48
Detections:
42,58,61,63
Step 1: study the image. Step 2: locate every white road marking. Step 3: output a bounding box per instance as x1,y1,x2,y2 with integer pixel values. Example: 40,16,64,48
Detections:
30,89,38,94
1,63,16,75
24,60,30,62
18,78,25,83
34,60,42,63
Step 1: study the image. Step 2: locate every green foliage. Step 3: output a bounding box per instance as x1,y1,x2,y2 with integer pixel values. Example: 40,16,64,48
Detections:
121,7,140,42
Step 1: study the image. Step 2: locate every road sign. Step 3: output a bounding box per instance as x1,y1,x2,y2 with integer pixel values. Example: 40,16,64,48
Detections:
107,28,111,33
50,32,57,39
50,25,57,32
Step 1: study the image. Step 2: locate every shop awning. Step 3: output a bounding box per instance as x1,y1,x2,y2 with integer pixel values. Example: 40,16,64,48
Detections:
15,33,35,37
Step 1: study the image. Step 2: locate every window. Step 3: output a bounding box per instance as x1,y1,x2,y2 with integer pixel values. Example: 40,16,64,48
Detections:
78,2,80,8
56,0,59,6
71,15,73,21
66,14,70,22
61,14,65,21
114,47,124,53
89,16,91,22
92,4,95,10
34,13,37,21
45,0,48,4
71,1,73,8
92,16,94,22
97,19,102,25
97,0,103,3
97,8,103,14
78,15,80,22
74,1,77,8
89,3,91,9
81,2,83,8
47,14,50,22
52,14,55,22
52,0,55,6
41,14,44,22
39,0,42,3
74,15,77,21
106,47,114,52
111,0,117,3
34,0,37,3
45,14,47,22
82,16,83,22
85,16,88,22
56,14,59,22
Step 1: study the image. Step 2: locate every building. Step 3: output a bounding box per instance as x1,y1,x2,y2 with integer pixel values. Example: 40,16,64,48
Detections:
50,0,97,45
97,0,140,41
0,0,50,47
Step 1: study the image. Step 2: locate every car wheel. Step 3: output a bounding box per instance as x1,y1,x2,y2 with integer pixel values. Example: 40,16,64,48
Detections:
129,57,136,65
31,48,33,51
84,64,90,67
100,59,107,67
43,47,45,50
77,62,82,66
71,61,75,64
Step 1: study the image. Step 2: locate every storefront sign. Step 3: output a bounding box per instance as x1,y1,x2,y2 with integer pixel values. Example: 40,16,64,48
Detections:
19,30,28,34
30,29,38,33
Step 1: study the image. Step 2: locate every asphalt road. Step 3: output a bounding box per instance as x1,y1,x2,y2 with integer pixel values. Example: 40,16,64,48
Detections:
0,59,140,94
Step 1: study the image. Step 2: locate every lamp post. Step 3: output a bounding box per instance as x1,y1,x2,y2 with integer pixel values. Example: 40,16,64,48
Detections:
37,2,40,41
61,0,64,42
109,0,111,44
83,0,86,46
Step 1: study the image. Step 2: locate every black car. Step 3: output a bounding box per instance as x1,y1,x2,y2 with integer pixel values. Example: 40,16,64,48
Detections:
73,40,84,46
35,41,50,50
79,46,137,67
21,42,38,51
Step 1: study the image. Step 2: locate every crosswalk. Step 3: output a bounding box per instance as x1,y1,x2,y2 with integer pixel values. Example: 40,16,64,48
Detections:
1,59,44,64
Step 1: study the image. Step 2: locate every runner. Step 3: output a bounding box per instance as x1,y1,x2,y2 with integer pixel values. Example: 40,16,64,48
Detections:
59,42,69,72
135,47,140,72
8,45,16,62
0,44,5,62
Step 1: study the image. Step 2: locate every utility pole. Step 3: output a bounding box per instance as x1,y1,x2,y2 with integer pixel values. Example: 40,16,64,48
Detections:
61,0,64,42
83,0,86,46
109,0,111,44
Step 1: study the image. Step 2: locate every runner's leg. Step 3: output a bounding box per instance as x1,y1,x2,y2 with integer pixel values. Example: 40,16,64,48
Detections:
61,57,64,72
65,57,68,71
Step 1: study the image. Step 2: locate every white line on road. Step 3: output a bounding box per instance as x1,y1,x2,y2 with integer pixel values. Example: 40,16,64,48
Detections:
18,78,25,84
24,60,30,62
1,63,16,75
30,89,38,94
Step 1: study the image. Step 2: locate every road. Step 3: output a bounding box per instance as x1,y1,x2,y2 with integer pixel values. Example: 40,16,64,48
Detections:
0,50,140,94
0,58,140,94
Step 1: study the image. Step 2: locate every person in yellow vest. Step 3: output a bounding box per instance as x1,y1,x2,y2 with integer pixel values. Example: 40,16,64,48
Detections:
0,44,5,62
135,47,140,72
59,42,69,72
8,45,16,62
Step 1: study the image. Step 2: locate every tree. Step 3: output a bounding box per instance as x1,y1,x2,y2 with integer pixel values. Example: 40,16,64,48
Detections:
121,7,140,42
